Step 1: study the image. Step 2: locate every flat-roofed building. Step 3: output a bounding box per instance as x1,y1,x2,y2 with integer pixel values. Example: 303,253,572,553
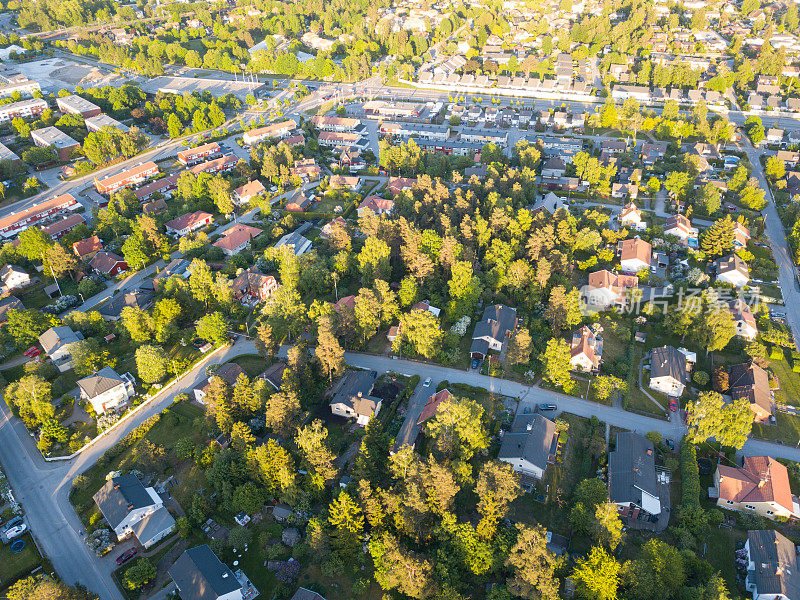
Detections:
311,115,361,131
85,114,129,133
95,161,159,195
0,98,48,123
56,95,102,118
0,71,40,98
30,127,80,161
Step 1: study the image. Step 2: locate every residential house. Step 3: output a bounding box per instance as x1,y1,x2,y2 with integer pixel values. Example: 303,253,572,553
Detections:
213,224,264,256
38,325,83,372
499,415,558,483
93,474,175,547
583,270,639,311
469,304,518,360
77,367,135,414
329,175,361,190
730,299,758,341
165,211,213,236
42,214,85,239
233,180,265,206
329,370,382,426
290,589,327,600
153,258,189,289
649,345,688,396
733,222,751,248
532,191,569,215
321,217,346,239
169,545,244,600
741,530,800,600
289,159,321,181
90,252,128,277
569,325,603,372
541,157,567,178
231,267,279,304
98,289,155,321
640,142,668,166
609,432,663,518
194,363,246,403
388,177,416,195
285,191,313,213
729,361,774,422
357,196,395,217
72,235,103,261
619,202,646,231
274,231,312,256
0,265,30,292
416,389,453,426
664,214,698,247
715,254,750,288
612,182,639,200
0,295,22,324
618,238,652,274
713,457,799,520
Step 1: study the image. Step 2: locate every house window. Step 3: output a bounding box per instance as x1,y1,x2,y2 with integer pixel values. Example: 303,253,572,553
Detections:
726,500,734,505
745,505,756,510
766,510,774,515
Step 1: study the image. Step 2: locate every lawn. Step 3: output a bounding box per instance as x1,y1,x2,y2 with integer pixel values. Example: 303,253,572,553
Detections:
229,354,270,378
768,355,800,407
0,533,44,589
751,411,800,445
624,371,669,420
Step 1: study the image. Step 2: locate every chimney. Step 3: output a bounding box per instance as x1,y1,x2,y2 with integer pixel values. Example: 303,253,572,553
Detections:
526,422,533,431
113,484,120,490
127,503,134,512
357,392,362,397
222,573,229,579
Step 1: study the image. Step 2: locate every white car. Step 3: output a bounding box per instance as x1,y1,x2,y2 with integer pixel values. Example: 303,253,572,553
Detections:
423,378,432,387
5,523,26,540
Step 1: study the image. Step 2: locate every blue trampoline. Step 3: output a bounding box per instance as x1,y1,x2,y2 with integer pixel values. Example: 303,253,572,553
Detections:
10,539,24,553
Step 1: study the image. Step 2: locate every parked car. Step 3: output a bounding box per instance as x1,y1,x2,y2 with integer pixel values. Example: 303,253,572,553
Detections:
471,358,480,369
116,548,137,565
23,347,40,358
539,403,557,411
669,398,678,411
423,378,432,387
192,338,208,350
665,438,675,451
4,523,26,540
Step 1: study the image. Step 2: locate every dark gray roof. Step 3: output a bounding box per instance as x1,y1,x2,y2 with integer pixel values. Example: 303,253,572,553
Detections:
472,304,517,345
650,345,687,384
469,338,490,357
290,589,327,600
498,415,557,470
98,288,154,319
748,530,800,599
132,506,175,544
609,432,659,510
38,325,82,355
93,474,154,529
330,370,381,416
169,545,241,600
77,367,126,399
0,295,22,322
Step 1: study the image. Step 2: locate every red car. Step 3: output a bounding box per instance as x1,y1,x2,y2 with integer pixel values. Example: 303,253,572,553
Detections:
23,347,40,358
669,398,679,411
116,548,137,565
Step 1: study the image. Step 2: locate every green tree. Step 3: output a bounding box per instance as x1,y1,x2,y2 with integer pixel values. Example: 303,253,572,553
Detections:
295,420,338,490
370,532,435,599
685,391,753,449
765,155,786,181
135,344,168,384
196,312,229,345
541,338,573,392
167,113,183,138
696,182,721,215
573,546,621,600
425,397,489,462
594,501,623,550
398,309,444,358
505,524,560,600
123,558,156,590
357,237,391,284
328,491,364,552
701,215,735,257
622,539,685,600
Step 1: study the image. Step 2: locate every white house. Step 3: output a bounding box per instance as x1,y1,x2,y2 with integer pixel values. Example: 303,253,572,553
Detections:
93,474,174,546
77,367,135,414
498,415,558,483
664,214,698,247
649,345,688,396
329,370,382,426
38,326,84,372
583,270,639,311
730,299,758,341
715,254,750,288
743,530,800,600
619,202,646,230
0,265,30,292
618,238,651,273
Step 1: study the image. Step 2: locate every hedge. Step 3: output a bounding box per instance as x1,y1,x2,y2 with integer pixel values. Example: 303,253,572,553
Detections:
681,441,701,508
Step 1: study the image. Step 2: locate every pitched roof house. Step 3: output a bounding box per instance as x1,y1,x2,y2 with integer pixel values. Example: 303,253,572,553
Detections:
499,415,558,484
77,367,135,414
714,457,799,520
233,180,265,205
90,252,128,277
231,267,279,305
416,389,452,426
619,202,645,230
743,530,800,599
213,224,263,256
583,270,639,311
609,432,662,517
715,254,750,288
618,238,651,273
664,214,698,247
469,304,518,359
570,326,603,372
98,288,154,321
357,196,395,217
0,265,30,292
93,474,168,540
733,222,751,247
194,363,246,403
730,299,758,341
649,345,688,397
165,211,213,236
169,545,243,600
0,295,22,324
729,361,774,423
73,235,104,260
329,370,382,426
38,325,84,372
321,217,347,239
